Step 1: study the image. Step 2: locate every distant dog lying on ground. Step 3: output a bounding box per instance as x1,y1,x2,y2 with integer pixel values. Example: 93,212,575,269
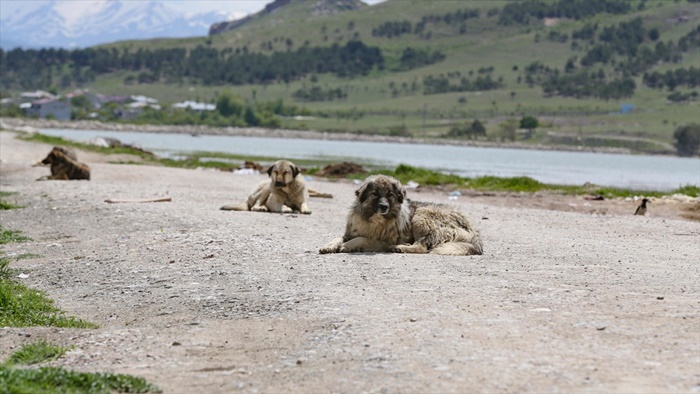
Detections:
35,146,90,181
221,160,312,214
319,175,483,255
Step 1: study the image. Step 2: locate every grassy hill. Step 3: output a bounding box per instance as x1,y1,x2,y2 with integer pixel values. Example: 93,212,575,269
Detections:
5,0,700,154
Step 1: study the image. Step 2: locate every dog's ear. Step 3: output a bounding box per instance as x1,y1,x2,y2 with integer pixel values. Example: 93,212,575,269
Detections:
292,165,300,179
392,182,406,203
356,181,373,202
266,164,275,177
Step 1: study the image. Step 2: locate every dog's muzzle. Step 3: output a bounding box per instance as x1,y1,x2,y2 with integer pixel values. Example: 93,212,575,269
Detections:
274,181,286,187
377,198,390,215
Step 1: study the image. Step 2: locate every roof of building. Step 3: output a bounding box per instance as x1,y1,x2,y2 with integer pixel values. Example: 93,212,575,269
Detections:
171,100,216,111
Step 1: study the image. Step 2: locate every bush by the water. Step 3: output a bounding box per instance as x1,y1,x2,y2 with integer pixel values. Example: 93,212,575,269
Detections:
674,123,700,157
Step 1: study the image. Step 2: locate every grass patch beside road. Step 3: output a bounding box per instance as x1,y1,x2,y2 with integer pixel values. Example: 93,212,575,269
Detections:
0,201,21,210
3,340,72,366
0,365,162,394
0,213,159,393
0,341,161,394
0,226,30,245
0,257,97,328
0,192,21,210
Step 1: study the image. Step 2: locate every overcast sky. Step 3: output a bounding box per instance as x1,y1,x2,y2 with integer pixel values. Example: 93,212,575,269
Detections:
1,0,386,20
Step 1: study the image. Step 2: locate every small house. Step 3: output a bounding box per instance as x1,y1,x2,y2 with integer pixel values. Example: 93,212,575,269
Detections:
25,98,71,120
19,90,55,103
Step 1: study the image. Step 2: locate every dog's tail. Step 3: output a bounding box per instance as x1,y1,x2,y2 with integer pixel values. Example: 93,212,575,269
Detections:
431,241,483,256
430,232,483,256
220,202,250,211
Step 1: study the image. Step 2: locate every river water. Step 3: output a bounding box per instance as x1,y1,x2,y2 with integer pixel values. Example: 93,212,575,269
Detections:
38,128,699,191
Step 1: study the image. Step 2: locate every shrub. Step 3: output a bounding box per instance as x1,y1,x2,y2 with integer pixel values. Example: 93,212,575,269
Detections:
674,123,700,156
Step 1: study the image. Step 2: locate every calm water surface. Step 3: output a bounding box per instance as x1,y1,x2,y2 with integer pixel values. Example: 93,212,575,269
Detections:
39,128,700,191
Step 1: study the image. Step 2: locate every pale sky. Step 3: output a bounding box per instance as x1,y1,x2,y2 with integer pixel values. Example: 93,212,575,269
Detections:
1,0,387,21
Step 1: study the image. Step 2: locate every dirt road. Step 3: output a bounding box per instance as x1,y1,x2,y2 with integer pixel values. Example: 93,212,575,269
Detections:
1,132,698,393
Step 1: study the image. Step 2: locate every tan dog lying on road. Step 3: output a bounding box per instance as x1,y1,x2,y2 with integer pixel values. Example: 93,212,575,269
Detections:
35,146,90,181
319,174,483,255
221,160,312,214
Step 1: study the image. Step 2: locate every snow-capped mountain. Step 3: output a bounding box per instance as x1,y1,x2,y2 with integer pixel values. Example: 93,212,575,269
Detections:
0,1,240,49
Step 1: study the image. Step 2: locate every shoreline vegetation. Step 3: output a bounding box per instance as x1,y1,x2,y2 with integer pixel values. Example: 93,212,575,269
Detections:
0,117,643,155
4,124,698,200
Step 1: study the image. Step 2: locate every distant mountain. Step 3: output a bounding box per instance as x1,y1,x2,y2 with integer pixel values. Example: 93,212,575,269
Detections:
0,0,237,49
209,0,365,36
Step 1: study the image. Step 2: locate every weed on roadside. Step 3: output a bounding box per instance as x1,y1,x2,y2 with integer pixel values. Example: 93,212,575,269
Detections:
4,340,73,366
0,192,21,210
1,341,161,393
0,226,30,245
0,257,97,328
14,253,41,260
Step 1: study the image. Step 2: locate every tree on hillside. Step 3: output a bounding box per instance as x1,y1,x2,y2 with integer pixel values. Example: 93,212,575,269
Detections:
498,119,519,142
520,116,539,138
470,119,486,136
674,123,700,157
447,119,486,140
216,92,244,118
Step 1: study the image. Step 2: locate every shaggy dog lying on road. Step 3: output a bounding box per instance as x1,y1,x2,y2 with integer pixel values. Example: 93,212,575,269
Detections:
35,146,90,181
221,160,312,214
319,174,483,255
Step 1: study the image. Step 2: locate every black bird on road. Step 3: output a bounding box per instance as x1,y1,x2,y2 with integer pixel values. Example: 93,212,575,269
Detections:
634,198,649,216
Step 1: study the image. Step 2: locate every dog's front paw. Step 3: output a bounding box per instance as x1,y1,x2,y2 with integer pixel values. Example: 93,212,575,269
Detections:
281,206,293,213
389,245,406,253
251,205,268,212
319,238,343,254
300,208,312,215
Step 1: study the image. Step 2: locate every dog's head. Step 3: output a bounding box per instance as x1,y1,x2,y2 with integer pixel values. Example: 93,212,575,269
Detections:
40,147,71,165
267,160,300,188
354,175,406,219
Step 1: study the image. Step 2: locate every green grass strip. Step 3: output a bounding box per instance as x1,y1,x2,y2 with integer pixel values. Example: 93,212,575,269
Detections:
0,226,30,245
0,192,22,210
4,340,73,366
0,258,97,328
362,164,699,199
0,200,22,210
18,132,156,160
0,257,17,281
13,253,42,261
0,365,161,394
18,132,332,169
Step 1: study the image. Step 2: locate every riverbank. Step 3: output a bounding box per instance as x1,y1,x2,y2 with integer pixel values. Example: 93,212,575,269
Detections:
1,130,698,393
0,117,635,155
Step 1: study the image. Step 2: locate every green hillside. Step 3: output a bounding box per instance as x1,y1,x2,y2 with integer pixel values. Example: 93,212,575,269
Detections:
2,0,699,154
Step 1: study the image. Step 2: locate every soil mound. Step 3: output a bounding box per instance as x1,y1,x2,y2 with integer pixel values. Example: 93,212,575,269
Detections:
316,162,366,177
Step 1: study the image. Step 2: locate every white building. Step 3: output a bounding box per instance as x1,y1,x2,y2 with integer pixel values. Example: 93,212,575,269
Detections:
171,100,216,112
